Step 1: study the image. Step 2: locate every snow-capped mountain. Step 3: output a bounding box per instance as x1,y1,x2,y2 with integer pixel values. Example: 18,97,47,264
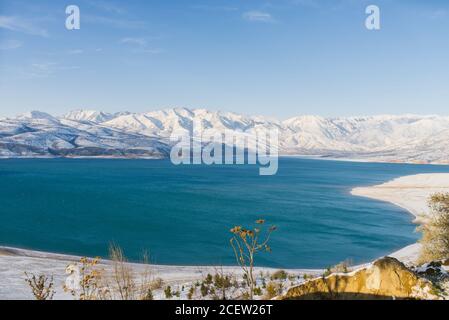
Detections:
0,110,169,158
0,108,448,164
62,110,132,124
63,110,115,123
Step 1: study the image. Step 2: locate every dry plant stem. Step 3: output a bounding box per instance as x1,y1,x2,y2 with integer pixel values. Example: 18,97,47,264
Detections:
24,272,55,300
109,244,136,300
138,251,154,300
230,219,276,300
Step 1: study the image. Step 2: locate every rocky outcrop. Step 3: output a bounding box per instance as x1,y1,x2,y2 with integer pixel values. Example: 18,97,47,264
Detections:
280,257,440,300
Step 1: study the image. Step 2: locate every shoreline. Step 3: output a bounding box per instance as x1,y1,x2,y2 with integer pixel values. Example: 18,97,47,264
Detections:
352,173,449,264
2,173,448,299
0,245,323,300
1,155,449,166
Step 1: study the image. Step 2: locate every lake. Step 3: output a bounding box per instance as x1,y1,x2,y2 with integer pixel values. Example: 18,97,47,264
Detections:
1,158,448,268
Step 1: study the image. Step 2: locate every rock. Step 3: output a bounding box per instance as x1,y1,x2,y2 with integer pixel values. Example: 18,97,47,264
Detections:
428,261,442,268
414,260,449,285
279,257,439,300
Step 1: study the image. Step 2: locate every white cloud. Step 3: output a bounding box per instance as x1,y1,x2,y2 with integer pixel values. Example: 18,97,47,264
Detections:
84,15,146,29
0,39,23,50
243,11,275,23
192,5,239,12
119,37,162,55
430,9,447,19
67,49,84,55
87,0,125,14
21,62,80,79
139,48,163,54
0,16,48,37
120,37,147,46
289,0,321,8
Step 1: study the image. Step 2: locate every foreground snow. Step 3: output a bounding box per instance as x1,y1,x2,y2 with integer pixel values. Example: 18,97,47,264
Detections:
2,173,448,299
352,173,449,222
0,247,321,300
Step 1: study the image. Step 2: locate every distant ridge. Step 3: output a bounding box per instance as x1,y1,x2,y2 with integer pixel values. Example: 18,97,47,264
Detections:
1,108,448,164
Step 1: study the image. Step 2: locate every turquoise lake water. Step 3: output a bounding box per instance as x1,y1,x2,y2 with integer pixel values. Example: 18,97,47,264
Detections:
1,158,449,268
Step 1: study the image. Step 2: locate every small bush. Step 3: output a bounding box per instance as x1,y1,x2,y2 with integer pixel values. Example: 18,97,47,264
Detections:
65,257,104,300
332,260,352,274
24,272,55,300
213,272,232,300
271,270,288,281
187,286,195,300
141,289,153,300
164,286,173,299
323,267,332,278
205,274,213,285
264,282,282,299
303,274,314,280
419,193,449,263
149,278,164,290
200,283,209,297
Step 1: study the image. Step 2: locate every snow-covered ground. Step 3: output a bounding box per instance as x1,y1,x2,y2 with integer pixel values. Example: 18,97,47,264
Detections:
1,173,448,300
0,247,321,300
352,173,449,223
352,173,449,264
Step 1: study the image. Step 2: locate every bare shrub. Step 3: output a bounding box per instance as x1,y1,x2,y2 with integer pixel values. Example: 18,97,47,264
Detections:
331,259,352,273
24,272,55,300
109,244,136,300
230,219,276,300
264,282,282,299
149,277,164,291
137,250,154,300
141,288,153,300
64,257,106,300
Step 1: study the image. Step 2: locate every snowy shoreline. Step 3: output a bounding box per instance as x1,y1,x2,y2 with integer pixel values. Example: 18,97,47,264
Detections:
2,155,449,166
1,173,448,299
352,173,449,264
0,246,323,300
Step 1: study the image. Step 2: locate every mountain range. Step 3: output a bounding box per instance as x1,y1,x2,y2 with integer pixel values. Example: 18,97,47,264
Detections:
1,108,448,164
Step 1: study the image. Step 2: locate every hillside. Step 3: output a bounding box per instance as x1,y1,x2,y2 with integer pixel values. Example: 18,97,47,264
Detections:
1,108,448,163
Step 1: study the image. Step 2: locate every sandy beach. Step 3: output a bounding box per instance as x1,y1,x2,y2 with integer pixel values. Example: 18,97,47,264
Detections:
2,173,449,300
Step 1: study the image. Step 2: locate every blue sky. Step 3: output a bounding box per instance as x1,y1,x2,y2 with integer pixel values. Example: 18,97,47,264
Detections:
0,0,448,118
